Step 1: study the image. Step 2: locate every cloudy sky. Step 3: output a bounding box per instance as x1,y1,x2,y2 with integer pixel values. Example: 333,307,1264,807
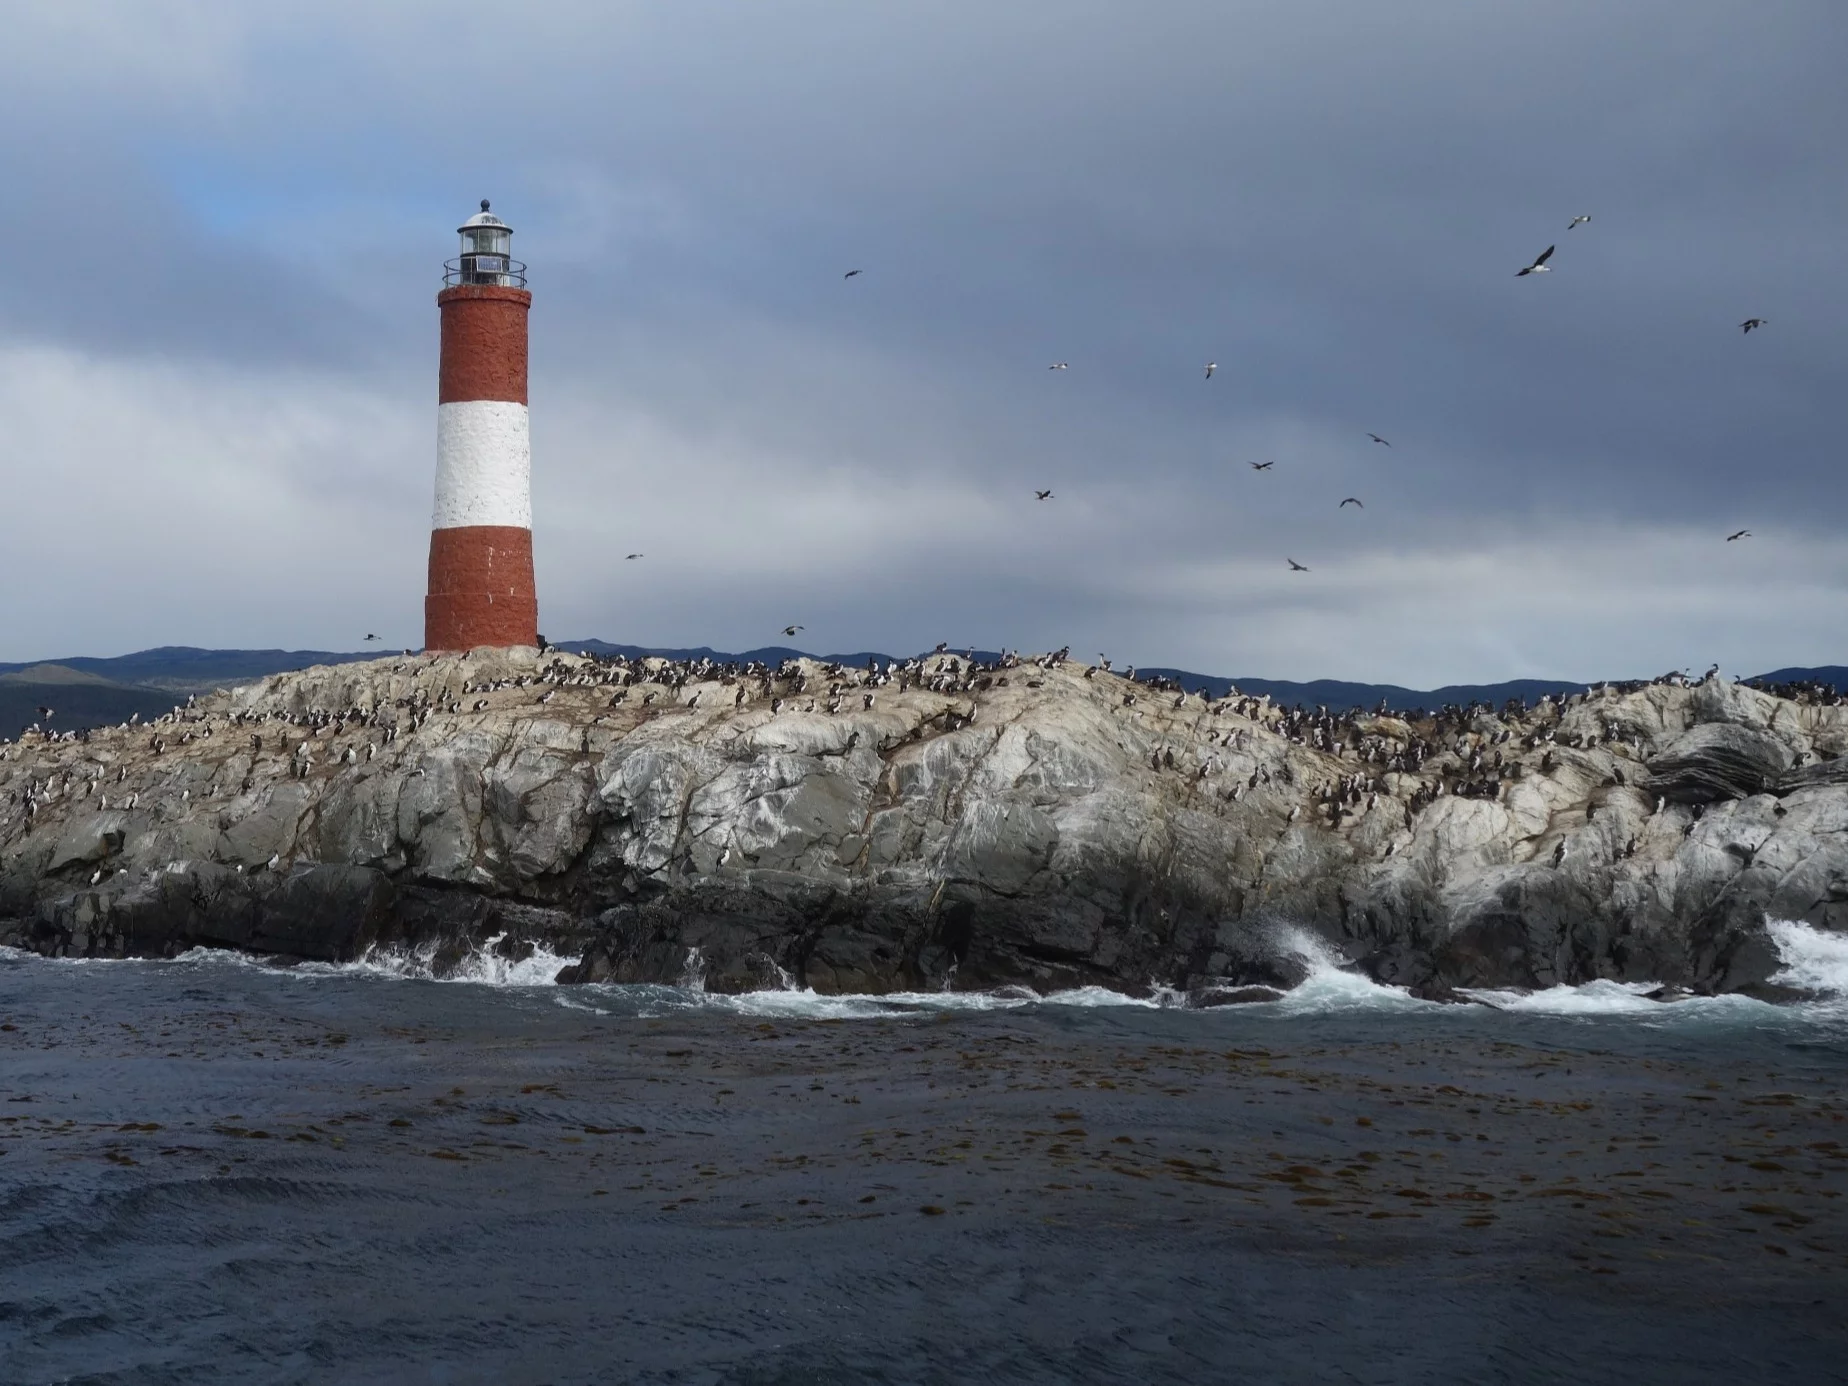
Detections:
2,1,1843,684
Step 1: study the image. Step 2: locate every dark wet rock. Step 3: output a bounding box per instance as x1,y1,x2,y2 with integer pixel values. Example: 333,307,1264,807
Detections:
1188,985,1286,1007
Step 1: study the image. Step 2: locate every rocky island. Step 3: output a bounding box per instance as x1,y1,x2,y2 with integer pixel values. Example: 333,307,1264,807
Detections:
3,647,1845,1000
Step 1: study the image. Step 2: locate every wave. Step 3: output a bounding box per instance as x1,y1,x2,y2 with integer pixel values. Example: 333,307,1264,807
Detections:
8,919,1846,1023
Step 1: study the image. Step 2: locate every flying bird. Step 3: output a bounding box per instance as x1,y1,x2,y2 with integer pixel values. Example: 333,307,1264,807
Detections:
1741,318,1767,334
363,633,381,642
1726,529,1751,542
625,553,644,560
1567,215,1591,230
782,625,804,637
1249,460,1275,471
1516,245,1556,276
1287,559,1310,572
1339,498,1363,509
1049,362,1069,370
1204,361,1217,380
1035,490,1054,500
844,269,862,279
1366,433,1391,447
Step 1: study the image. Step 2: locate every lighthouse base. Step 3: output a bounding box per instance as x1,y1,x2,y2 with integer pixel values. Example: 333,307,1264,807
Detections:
424,525,538,651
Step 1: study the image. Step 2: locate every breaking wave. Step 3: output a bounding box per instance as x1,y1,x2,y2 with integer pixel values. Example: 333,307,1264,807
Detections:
6,919,1845,1023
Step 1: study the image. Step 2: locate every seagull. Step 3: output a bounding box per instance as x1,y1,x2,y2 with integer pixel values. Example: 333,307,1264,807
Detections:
1726,529,1751,542
1287,558,1310,572
1035,490,1054,500
363,633,381,643
844,269,862,279
783,625,804,637
1567,215,1591,230
1339,498,1363,509
625,553,644,560
1249,460,1274,471
1516,245,1556,277
1741,318,1767,334
1204,361,1217,380
1366,433,1391,447
1049,362,1069,370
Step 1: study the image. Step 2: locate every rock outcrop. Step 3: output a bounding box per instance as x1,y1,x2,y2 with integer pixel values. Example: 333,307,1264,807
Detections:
3,648,1845,999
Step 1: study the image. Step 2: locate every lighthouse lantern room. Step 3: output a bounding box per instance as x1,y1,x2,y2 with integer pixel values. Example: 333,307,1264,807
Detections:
447,200,525,288
425,199,539,652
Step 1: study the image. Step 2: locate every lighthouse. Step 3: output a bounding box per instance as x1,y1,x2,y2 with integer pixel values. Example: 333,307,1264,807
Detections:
425,200,538,652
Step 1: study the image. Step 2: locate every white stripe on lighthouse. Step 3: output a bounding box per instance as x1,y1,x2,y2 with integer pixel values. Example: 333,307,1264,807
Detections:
433,399,532,530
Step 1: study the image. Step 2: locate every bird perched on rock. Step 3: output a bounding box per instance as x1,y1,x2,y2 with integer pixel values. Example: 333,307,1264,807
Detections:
1516,245,1556,277
1741,318,1767,333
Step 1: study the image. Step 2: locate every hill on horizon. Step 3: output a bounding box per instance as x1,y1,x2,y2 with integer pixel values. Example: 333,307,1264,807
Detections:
4,643,1843,737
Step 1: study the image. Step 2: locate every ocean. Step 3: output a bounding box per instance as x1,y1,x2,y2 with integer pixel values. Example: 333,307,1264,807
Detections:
3,925,1845,1384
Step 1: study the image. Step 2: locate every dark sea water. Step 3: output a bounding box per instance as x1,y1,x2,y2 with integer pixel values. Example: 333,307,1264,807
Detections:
3,925,1846,1386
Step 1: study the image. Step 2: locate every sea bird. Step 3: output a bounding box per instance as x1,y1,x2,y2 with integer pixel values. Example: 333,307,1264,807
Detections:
1516,245,1556,276
1339,498,1363,509
1049,362,1069,370
1568,215,1591,229
1204,361,1217,379
625,553,644,560
1726,529,1751,542
363,633,381,643
1287,558,1310,572
1035,490,1054,500
1249,460,1274,471
1741,318,1767,334
1367,433,1391,447
782,625,804,637
844,269,862,279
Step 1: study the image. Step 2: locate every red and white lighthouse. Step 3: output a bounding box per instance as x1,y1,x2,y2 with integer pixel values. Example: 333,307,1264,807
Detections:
425,200,538,652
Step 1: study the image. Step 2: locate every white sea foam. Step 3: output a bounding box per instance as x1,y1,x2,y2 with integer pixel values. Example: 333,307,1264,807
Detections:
1265,926,1434,1015
1767,917,1848,996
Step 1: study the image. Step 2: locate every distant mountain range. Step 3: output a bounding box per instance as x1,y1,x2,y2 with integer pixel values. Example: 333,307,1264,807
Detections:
3,643,1843,737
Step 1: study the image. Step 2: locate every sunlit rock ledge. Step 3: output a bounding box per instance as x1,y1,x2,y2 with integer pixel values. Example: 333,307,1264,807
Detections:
3,646,1845,1000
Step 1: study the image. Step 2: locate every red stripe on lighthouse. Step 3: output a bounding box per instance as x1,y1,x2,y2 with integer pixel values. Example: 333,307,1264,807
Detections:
425,282,538,652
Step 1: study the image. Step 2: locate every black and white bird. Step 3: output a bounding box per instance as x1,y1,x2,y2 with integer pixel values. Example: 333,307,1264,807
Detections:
1339,497,1363,509
1049,362,1069,370
1249,460,1275,471
1516,245,1556,277
1287,558,1310,572
363,633,381,643
783,625,804,637
1726,529,1751,542
1741,318,1767,334
1035,489,1054,500
1366,433,1391,447
1567,215,1591,230
625,553,644,560
844,269,862,279
1204,361,1217,380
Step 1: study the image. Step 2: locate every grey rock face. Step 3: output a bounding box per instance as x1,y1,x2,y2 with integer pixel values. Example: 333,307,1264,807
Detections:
1645,723,1795,804
3,651,1845,1000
